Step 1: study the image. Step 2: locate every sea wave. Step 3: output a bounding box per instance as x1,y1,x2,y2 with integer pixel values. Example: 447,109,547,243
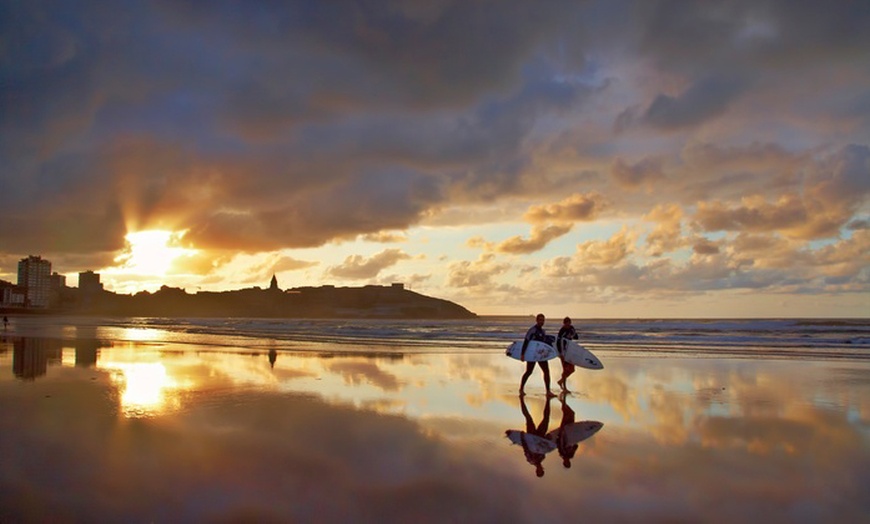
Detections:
4,315,868,360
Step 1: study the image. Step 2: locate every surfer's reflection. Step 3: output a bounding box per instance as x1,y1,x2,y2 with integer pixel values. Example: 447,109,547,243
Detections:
506,395,604,476
555,395,578,467
506,395,554,477
550,395,603,469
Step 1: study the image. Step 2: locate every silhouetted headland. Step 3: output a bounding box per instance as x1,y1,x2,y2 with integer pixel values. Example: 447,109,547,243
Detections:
1,282,477,319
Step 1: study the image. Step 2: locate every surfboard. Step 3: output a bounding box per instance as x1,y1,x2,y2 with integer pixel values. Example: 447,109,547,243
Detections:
558,338,603,370
505,430,558,454
505,339,558,362
546,420,604,447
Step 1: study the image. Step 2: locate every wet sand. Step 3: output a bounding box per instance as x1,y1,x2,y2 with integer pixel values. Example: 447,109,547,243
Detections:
1,332,868,522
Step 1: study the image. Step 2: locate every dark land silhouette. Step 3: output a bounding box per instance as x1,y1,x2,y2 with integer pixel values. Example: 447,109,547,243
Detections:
0,282,477,319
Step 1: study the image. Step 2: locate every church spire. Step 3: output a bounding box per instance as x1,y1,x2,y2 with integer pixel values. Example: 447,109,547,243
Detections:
269,274,278,291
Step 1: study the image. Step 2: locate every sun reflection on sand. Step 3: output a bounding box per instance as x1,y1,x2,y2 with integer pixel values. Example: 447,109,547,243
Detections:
118,327,165,342
100,361,183,418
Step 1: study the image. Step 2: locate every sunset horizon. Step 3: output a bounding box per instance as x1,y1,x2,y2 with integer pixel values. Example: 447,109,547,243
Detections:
1,1,867,319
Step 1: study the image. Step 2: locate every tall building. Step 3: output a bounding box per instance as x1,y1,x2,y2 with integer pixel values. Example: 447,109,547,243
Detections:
78,270,103,294
49,272,66,307
18,255,52,308
78,270,103,309
50,272,66,288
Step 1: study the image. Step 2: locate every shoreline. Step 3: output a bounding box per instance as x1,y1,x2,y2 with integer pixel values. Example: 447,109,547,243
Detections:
3,306,870,321
3,315,869,361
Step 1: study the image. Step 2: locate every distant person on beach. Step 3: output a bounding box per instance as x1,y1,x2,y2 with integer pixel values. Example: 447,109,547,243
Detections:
520,313,556,397
2,316,7,330
556,317,579,392
520,394,552,477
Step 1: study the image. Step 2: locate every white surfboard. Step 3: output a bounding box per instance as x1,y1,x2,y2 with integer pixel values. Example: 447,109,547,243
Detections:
505,339,558,362
505,430,558,454
558,338,603,370
546,420,603,447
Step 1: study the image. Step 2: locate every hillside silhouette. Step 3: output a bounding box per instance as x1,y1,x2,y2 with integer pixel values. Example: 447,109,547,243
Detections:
53,283,477,319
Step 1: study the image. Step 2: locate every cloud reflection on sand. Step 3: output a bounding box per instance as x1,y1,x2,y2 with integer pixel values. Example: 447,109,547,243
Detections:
327,360,402,391
0,336,868,521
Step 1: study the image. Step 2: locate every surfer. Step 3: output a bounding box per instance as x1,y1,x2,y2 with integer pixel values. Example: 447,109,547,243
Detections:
556,317,579,392
2,316,7,330
519,313,556,397
520,394,552,477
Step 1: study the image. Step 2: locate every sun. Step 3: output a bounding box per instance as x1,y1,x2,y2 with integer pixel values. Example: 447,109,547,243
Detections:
117,229,198,276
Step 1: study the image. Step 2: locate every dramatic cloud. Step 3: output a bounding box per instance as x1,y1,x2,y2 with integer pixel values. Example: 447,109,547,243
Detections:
523,193,606,223
542,227,638,278
1,0,867,316
326,249,412,280
643,75,748,130
446,254,511,289
645,204,687,256
273,256,319,273
575,228,638,267
359,232,409,244
492,224,574,255
611,157,666,189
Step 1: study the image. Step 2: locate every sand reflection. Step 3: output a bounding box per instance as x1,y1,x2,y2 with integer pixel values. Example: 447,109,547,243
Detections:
116,327,165,342
100,361,180,418
0,336,868,522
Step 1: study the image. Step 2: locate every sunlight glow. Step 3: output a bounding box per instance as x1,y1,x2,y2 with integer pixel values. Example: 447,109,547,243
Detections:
115,229,198,277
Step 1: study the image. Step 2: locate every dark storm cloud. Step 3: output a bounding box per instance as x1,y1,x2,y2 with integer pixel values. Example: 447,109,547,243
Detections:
0,0,592,258
1,0,868,280
643,75,748,130
633,0,870,73
157,0,575,107
611,157,666,188
622,1,870,130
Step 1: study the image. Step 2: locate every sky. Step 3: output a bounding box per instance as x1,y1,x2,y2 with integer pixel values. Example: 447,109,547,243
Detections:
1,0,868,318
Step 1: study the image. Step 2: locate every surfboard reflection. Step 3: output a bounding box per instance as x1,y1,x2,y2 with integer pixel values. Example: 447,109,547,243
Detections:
548,396,603,469
505,395,603,477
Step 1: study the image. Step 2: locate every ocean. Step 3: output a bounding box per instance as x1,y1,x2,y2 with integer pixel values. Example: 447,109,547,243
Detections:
5,315,869,360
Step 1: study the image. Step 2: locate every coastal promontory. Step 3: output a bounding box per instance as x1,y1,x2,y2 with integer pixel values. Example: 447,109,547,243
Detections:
65,283,477,319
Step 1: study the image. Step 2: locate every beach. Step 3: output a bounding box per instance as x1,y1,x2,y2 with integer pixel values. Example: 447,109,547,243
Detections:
1,316,868,522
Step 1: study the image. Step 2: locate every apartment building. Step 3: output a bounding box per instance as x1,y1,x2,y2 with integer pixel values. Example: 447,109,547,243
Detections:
17,255,52,308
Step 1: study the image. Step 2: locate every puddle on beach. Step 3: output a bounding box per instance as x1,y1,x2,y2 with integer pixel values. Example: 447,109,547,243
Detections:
1,333,868,522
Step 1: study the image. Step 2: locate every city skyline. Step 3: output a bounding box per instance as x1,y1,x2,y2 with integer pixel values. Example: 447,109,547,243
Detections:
0,253,411,296
1,1,868,318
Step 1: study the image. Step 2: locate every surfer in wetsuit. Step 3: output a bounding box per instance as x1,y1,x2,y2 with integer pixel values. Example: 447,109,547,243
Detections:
556,317,579,392
519,314,556,397
520,394,552,477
